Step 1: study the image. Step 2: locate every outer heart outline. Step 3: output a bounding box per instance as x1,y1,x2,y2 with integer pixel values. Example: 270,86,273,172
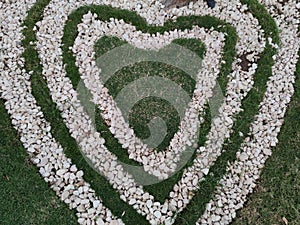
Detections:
1,0,298,225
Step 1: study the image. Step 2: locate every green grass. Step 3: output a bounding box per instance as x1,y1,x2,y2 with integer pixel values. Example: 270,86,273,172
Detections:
0,0,299,225
94,36,203,152
0,98,78,225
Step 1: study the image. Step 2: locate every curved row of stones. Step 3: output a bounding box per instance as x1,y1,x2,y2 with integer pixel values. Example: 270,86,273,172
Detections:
0,1,122,225
198,1,299,224
0,0,299,225
73,16,225,180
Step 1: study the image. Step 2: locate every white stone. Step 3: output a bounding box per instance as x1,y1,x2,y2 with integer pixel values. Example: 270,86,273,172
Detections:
146,200,153,208
154,211,162,219
202,168,209,175
239,152,248,161
109,220,119,225
93,200,100,208
57,169,67,176
263,148,272,156
76,170,84,178
128,199,136,205
61,191,70,201
96,218,105,225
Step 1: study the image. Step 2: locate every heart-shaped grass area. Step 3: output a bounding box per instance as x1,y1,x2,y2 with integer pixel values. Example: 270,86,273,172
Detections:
94,36,203,152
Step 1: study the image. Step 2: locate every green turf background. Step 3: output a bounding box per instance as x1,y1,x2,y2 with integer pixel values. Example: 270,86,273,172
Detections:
0,1,299,225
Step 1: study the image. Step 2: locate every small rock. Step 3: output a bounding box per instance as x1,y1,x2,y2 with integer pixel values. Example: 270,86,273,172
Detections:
109,220,119,225
96,218,105,225
61,191,69,201
239,152,248,161
92,200,100,208
76,170,84,178
146,200,153,208
128,199,136,205
57,169,67,176
154,210,161,219
202,168,209,175
77,204,86,212
161,203,168,214
263,148,272,156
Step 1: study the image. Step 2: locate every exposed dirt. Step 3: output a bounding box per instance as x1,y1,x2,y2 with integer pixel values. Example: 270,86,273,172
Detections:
239,52,253,71
162,0,198,8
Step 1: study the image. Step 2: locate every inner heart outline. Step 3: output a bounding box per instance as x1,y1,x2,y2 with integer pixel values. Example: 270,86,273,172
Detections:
74,18,224,182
